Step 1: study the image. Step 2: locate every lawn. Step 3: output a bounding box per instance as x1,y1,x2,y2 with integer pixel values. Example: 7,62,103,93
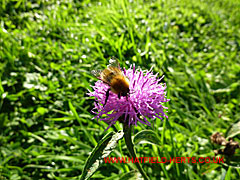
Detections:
0,0,240,179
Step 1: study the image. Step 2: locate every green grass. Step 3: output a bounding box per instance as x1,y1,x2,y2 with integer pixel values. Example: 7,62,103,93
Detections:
0,0,240,179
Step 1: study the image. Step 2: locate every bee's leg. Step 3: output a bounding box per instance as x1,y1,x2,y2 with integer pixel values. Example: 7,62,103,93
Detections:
118,93,121,99
104,88,111,107
126,95,128,101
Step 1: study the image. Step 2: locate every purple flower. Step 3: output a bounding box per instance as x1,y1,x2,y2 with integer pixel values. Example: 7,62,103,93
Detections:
88,65,169,130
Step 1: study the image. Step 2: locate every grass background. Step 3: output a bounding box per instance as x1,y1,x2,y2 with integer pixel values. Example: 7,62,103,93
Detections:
0,0,240,179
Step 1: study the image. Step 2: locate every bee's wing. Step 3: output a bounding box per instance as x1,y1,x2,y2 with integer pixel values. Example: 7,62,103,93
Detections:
91,69,102,78
108,57,120,68
91,69,110,85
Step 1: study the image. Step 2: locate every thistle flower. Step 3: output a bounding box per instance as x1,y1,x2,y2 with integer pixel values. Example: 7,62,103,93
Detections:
88,65,169,130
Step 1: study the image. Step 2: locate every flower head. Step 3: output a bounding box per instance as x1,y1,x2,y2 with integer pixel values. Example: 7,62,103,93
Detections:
88,65,169,130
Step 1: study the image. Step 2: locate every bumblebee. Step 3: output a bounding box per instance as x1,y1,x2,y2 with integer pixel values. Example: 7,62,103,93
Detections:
92,57,130,106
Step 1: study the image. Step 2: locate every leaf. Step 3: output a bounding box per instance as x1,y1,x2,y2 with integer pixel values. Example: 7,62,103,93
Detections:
226,120,240,139
80,130,124,180
119,170,142,180
221,167,232,180
201,163,220,175
35,155,84,163
225,167,231,180
68,101,81,125
68,100,97,146
134,130,161,146
220,168,227,180
45,116,75,121
222,155,240,169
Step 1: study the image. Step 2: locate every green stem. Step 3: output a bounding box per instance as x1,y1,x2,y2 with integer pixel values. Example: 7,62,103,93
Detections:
123,124,150,180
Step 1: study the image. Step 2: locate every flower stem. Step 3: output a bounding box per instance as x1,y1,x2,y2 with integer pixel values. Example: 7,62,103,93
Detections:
123,124,150,180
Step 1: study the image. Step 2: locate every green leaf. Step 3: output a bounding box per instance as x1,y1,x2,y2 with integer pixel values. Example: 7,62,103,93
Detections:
222,155,240,169
45,116,75,121
226,120,240,139
200,163,220,175
134,130,161,146
37,107,48,115
221,167,232,180
68,100,97,146
220,168,227,180
225,167,231,180
80,131,124,180
119,170,142,180
35,155,84,163
68,101,81,125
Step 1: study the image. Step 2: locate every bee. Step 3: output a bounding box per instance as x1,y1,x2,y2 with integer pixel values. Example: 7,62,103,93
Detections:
92,57,130,106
